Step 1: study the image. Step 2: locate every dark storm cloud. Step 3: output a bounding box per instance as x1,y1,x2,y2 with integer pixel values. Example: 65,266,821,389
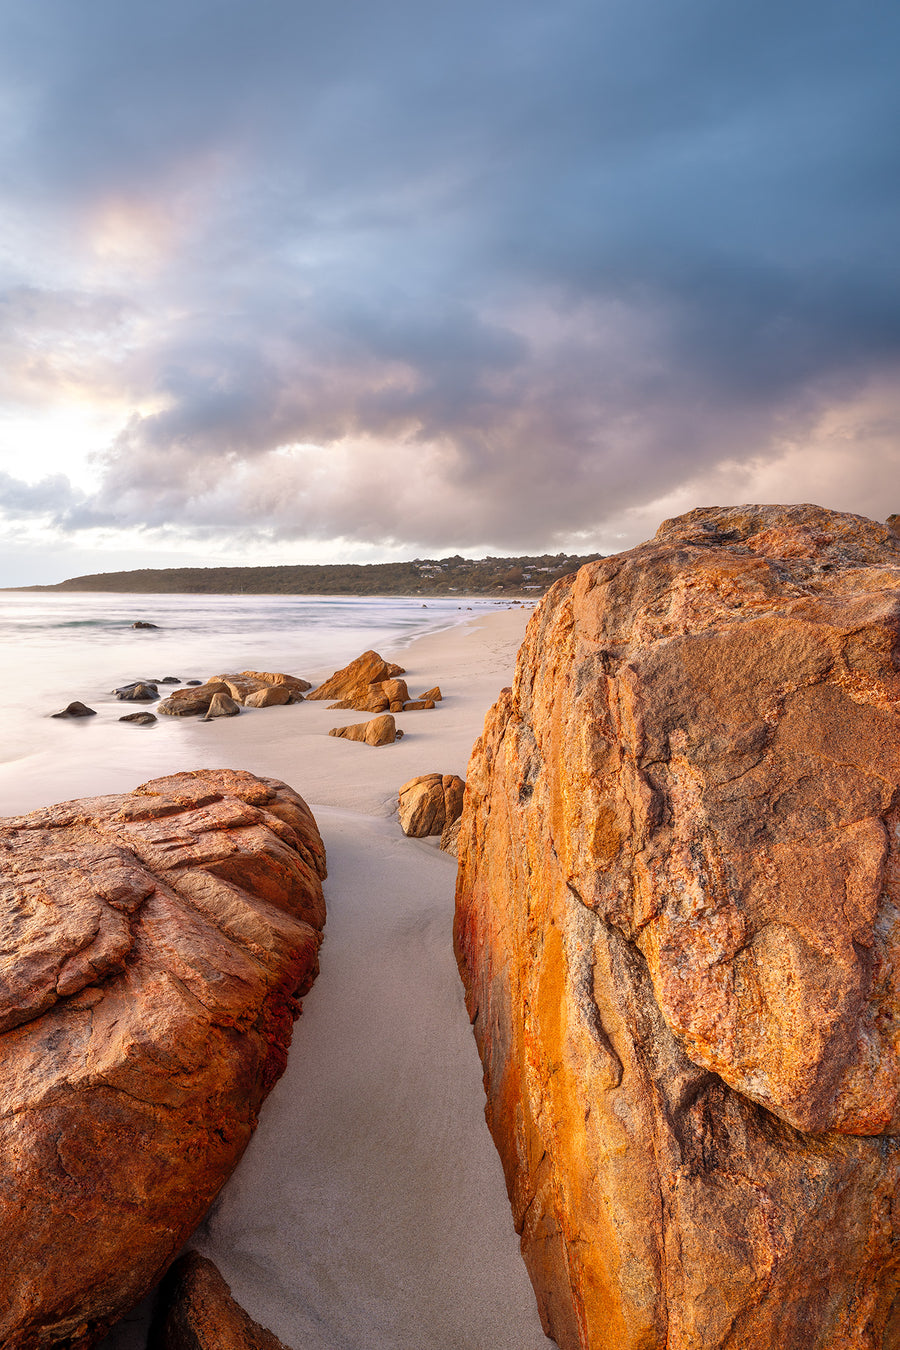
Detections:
1,0,898,551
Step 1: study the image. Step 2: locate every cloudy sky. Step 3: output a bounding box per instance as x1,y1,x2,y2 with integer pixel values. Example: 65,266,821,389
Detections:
0,0,898,584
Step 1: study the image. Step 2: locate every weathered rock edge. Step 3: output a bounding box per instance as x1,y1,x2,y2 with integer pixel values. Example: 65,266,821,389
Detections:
455,505,900,1350
148,1251,291,1350
0,768,326,1350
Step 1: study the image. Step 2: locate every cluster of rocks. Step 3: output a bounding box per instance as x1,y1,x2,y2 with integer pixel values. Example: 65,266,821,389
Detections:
455,504,900,1350
307,649,443,748
52,650,447,747
51,671,311,727
157,672,311,721
0,768,326,1349
50,652,446,747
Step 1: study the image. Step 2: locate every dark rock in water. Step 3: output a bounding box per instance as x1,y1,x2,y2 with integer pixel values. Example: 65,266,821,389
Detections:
0,768,325,1350
115,683,160,702
186,680,202,687
132,621,158,630
52,701,96,718
160,677,182,685
119,713,157,726
149,1251,292,1349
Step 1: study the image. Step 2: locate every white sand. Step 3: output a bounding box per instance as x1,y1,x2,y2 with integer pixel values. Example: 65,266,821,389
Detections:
100,605,555,1350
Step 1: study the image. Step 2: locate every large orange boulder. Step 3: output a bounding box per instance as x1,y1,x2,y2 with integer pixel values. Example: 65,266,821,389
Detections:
307,650,398,705
0,768,326,1350
455,505,900,1350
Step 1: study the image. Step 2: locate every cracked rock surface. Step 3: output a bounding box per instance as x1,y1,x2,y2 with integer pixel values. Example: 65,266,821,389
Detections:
454,504,900,1350
0,768,326,1350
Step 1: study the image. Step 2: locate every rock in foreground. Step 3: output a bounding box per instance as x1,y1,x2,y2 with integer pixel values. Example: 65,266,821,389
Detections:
149,1252,291,1350
455,505,900,1350
0,768,326,1350
398,773,465,838
308,650,405,705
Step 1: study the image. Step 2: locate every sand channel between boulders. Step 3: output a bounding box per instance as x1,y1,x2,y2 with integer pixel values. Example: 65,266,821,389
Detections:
100,604,554,1350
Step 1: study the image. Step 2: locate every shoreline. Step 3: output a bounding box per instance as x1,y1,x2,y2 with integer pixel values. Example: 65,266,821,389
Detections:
0,596,531,820
95,602,553,1349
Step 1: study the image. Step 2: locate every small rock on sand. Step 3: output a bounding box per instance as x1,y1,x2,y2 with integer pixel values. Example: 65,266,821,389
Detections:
329,713,399,746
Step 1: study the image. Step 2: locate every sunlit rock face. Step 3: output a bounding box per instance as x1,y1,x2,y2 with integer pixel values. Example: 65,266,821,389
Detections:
455,505,900,1350
0,768,326,1350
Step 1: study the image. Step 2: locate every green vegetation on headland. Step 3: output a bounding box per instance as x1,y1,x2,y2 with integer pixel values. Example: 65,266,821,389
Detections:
13,553,604,596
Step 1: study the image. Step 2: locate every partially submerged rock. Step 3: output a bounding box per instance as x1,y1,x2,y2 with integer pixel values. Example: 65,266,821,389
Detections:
119,712,157,726
328,713,399,746
52,701,96,719
455,504,900,1350
149,1251,291,1350
0,768,325,1349
114,682,159,702
398,773,465,838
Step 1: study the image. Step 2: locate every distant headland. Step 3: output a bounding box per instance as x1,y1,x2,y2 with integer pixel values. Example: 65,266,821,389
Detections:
7,553,604,596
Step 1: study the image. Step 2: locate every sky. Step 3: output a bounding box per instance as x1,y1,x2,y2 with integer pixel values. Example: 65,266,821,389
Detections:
0,0,898,585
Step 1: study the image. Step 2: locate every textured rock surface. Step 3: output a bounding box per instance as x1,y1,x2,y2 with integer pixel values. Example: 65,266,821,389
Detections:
149,1252,291,1350
209,673,307,705
244,685,292,708
439,815,462,856
157,683,230,717
328,713,398,746
455,505,900,1350
237,670,311,693
308,650,403,706
398,773,465,837
0,768,326,1350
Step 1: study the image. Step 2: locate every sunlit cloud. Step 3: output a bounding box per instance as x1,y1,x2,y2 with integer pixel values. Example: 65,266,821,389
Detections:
0,0,897,585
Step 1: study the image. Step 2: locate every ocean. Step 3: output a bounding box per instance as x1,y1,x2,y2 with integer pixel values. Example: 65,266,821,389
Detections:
0,591,499,819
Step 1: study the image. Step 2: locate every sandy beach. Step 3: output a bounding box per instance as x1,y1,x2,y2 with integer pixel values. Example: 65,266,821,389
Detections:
97,603,554,1350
